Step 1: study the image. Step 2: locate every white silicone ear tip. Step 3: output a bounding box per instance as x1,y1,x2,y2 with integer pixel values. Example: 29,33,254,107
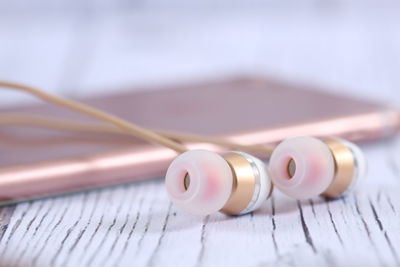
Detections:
337,139,367,193
234,152,272,214
269,136,335,199
165,150,233,216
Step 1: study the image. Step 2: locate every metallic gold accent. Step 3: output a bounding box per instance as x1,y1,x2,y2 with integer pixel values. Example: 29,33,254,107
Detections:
235,152,261,214
220,153,256,215
321,139,355,198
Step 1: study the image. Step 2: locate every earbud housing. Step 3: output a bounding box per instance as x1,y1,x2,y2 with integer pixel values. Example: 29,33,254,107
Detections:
221,151,272,215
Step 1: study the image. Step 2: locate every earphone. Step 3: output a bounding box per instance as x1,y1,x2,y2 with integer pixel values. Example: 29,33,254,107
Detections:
0,81,367,217
269,136,366,199
165,136,366,216
165,150,272,216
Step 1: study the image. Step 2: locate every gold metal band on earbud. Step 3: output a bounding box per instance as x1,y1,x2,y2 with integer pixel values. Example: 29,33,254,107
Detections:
220,153,256,215
321,139,355,198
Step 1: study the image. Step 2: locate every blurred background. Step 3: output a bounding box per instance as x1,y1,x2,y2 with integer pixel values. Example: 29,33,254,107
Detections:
1,0,399,106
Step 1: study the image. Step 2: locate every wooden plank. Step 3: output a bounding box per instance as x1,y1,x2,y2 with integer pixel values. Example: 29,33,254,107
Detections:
0,140,399,266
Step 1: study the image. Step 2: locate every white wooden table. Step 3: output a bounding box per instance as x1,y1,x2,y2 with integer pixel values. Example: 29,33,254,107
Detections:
1,2,400,266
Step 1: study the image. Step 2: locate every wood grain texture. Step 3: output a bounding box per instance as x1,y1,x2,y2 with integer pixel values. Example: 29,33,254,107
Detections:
1,1,400,266
0,141,399,267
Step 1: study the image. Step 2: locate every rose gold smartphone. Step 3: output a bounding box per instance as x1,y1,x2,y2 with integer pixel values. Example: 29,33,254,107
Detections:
0,77,399,204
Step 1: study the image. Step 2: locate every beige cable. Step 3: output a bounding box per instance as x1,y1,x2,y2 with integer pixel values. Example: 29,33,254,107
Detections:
0,81,187,153
157,129,274,156
0,113,274,156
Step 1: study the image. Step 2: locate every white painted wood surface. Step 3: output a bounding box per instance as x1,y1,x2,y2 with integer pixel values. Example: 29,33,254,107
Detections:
1,2,400,266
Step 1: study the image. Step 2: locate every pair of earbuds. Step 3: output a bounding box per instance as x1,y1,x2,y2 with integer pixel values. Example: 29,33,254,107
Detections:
165,136,366,216
0,81,366,218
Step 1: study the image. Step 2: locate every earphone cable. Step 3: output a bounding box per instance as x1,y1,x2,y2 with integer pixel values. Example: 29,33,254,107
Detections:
0,81,188,153
0,113,274,156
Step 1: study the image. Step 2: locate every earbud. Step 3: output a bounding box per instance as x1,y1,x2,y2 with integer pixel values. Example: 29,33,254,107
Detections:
165,150,272,216
269,136,366,199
